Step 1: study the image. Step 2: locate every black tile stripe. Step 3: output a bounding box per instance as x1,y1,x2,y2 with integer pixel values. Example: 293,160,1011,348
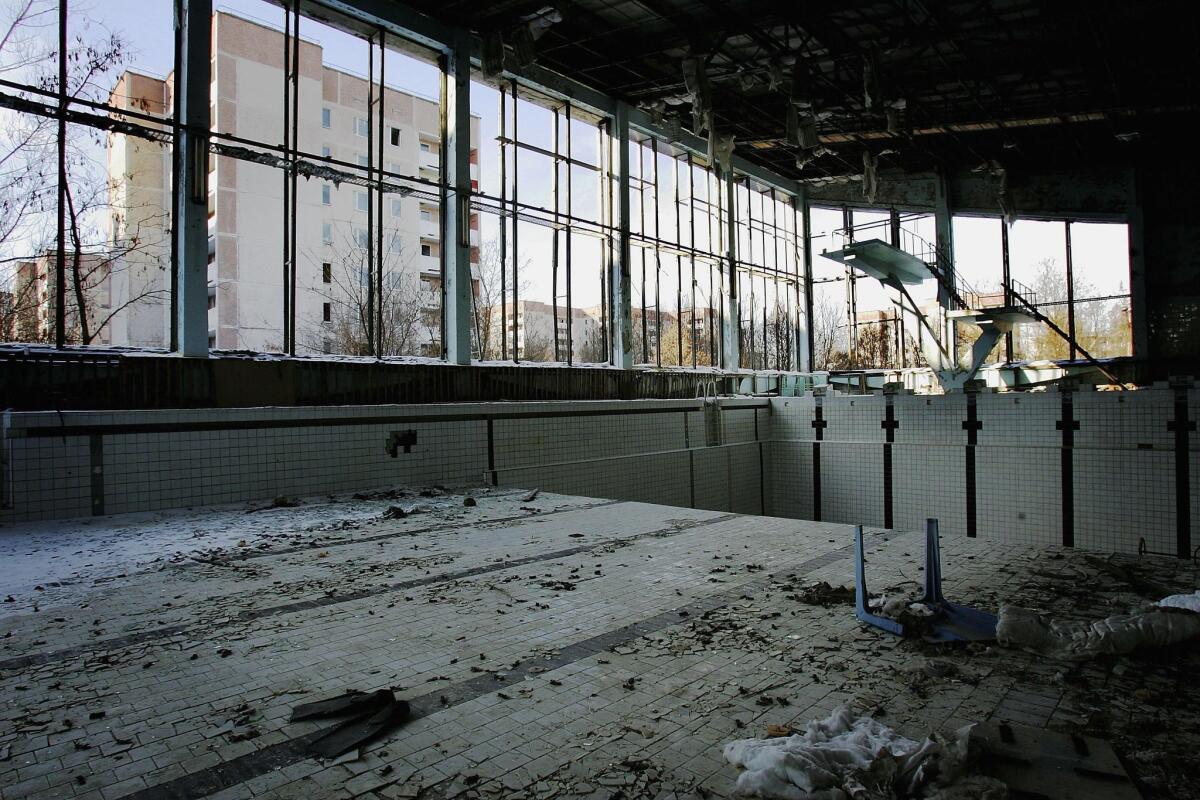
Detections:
26,495,605,592
23,404,714,439
89,434,104,517
0,509,737,672
811,399,826,522
1169,390,1195,559
881,399,898,530
121,533,874,800
963,396,982,539
486,418,497,486
812,443,821,522
1056,393,1079,548
231,498,621,564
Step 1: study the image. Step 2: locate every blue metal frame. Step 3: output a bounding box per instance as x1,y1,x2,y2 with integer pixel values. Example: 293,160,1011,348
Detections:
855,519,998,642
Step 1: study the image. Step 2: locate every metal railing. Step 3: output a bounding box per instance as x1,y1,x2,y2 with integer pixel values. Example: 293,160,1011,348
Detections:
831,224,1040,313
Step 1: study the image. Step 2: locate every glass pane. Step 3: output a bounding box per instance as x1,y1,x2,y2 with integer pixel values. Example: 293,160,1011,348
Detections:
1070,222,1130,298
1074,297,1131,358
513,220,555,361
951,215,1005,367
473,209,505,360
812,281,848,370
1010,219,1068,361
1,2,176,347
568,232,606,363
658,253,682,365
809,206,846,280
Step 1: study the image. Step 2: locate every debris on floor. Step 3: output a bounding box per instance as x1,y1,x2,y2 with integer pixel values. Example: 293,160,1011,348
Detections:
4,495,1198,800
722,705,1005,799
970,720,1141,800
996,602,1200,659
789,581,855,607
1158,590,1200,613
290,689,411,759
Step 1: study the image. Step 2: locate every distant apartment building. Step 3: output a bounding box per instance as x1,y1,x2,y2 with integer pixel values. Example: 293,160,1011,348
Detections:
491,299,603,361
108,11,481,354
9,253,114,345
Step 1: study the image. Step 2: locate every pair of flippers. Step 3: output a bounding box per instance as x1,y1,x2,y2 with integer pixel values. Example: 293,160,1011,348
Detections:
291,689,411,759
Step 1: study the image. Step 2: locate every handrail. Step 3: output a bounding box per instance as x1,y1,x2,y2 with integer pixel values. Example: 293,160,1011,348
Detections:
832,224,1043,314
1008,286,1122,385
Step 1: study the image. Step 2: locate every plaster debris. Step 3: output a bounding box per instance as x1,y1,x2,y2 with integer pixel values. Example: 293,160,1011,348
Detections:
862,150,880,203
996,602,1200,659
713,132,736,172
722,706,1004,799
1159,590,1200,613
682,54,713,134
480,31,504,77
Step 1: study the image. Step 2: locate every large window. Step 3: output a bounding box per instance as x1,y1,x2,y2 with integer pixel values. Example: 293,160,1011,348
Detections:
471,78,610,364
733,178,802,371
808,206,934,370
952,214,1131,365
0,2,819,373
628,134,730,368
0,0,175,349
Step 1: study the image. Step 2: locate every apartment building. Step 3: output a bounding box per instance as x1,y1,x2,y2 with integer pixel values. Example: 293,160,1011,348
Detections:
8,254,114,346
110,11,480,355
490,299,603,361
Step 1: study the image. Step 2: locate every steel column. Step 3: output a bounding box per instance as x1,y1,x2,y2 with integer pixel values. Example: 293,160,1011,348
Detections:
800,190,813,371
1128,166,1149,360
722,167,739,370
173,0,212,357
610,102,633,368
934,169,956,367
443,30,473,365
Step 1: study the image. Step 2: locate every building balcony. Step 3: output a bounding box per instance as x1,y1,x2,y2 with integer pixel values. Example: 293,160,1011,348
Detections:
419,255,440,276
420,219,440,240
419,150,439,171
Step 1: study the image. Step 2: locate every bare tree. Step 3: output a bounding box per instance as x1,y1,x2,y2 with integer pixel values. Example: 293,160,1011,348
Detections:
471,236,535,361
0,0,170,345
574,325,607,363
811,291,847,370
850,320,895,368
300,228,434,356
471,237,504,359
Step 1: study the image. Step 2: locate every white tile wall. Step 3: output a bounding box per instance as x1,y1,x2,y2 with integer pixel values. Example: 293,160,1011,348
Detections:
974,445,1062,548
691,447,732,513
766,440,813,520
768,387,1194,555
892,443,965,536
0,399,763,526
820,443,884,528
3,387,1193,559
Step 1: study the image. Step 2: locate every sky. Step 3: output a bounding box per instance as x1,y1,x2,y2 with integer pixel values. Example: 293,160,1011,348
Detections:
22,0,1132,339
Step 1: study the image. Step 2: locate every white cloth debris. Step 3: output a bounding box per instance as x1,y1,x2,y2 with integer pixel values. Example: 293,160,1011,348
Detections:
722,706,1005,799
996,602,1200,660
1158,590,1200,613
868,592,935,621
